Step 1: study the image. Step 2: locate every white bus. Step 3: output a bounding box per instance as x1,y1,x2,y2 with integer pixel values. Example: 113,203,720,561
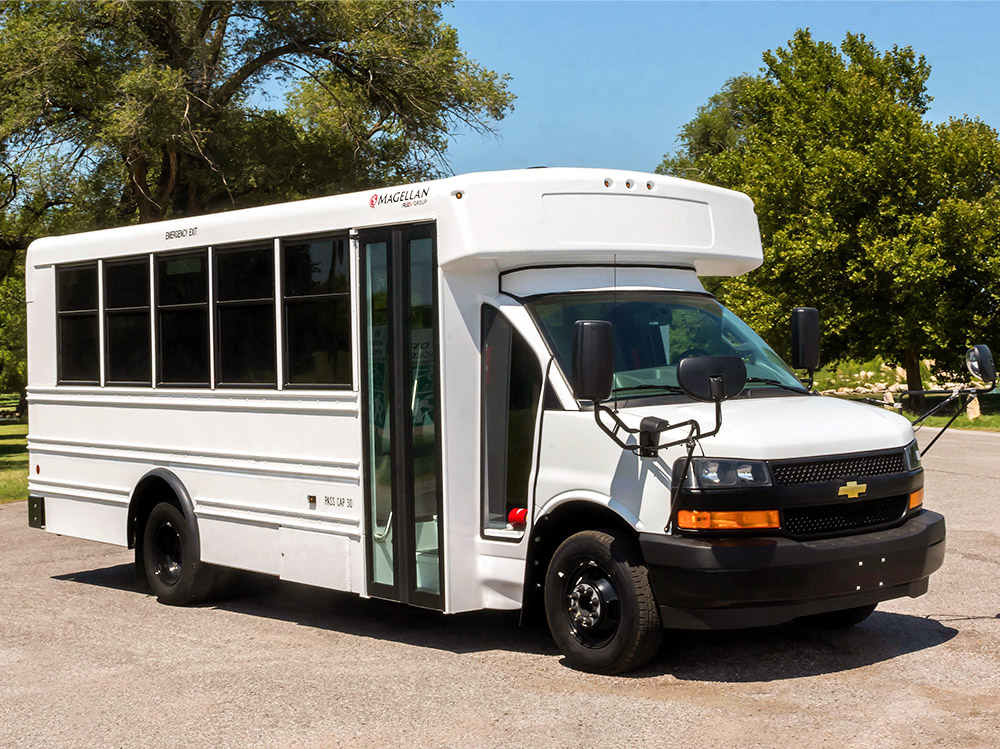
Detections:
26,168,967,673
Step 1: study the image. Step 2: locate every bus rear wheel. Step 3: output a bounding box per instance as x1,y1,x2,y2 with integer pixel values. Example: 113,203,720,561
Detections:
544,529,663,674
142,502,215,605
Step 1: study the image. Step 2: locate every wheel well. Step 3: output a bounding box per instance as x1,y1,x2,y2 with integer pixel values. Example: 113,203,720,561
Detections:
520,501,639,625
127,475,182,549
127,468,200,549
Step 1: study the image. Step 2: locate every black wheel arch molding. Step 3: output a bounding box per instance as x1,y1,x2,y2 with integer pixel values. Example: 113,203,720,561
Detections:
127,468,200,552
519,499,641,626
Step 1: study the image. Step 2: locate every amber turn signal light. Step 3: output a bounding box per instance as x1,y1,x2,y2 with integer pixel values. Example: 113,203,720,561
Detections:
908,488,924,510
677,509,780,530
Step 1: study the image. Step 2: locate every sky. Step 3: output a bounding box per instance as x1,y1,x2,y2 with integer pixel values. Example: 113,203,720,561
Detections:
438,1,1000,176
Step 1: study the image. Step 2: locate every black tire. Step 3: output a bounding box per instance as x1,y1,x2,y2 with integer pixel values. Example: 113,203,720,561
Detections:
544,529,663,674
795,603,877,630
142,501,215,606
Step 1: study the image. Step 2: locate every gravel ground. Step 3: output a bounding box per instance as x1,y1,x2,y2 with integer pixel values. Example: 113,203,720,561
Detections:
1,428,998,748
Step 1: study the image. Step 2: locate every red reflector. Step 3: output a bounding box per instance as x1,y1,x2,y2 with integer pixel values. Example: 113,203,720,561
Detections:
508,508,528,526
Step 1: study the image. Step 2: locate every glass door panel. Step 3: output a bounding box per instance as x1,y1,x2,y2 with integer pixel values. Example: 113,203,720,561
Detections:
361,224,442,608
408,236,440,595
365,241,394,588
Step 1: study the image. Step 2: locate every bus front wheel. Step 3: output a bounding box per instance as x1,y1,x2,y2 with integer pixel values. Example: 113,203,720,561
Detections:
543,529,663,674
142,502,215,605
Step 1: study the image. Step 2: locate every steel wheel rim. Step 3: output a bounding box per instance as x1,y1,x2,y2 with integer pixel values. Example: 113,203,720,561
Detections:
563,559,621,648
153,520,183,587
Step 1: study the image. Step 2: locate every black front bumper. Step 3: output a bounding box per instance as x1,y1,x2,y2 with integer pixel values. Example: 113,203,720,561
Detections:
639,510,945,629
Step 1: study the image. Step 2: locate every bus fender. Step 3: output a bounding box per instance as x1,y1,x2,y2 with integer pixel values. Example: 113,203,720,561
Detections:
520,492,641,626
127,468,200,552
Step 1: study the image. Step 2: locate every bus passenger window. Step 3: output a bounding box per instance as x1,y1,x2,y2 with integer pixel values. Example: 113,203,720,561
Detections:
56,263,99,384
481,307,542,534
104,258,151,385
215,246,276,386
282,236,351,387
157,251,209,386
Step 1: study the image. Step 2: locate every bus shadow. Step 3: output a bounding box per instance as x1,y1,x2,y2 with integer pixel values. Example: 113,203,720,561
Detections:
56,564,963,676
630,612,960,682
53,563,559,657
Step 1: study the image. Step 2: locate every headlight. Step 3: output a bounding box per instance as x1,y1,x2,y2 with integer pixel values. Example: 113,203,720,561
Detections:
687,458,771,489
903,440,921,471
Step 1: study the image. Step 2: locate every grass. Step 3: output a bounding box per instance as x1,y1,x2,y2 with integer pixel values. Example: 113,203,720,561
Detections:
0,421,28,504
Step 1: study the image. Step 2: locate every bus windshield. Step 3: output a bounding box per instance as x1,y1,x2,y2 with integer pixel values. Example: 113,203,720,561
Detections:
527,291,806,398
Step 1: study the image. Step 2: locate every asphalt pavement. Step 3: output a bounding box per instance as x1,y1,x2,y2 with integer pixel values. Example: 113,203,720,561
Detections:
1,427,998,748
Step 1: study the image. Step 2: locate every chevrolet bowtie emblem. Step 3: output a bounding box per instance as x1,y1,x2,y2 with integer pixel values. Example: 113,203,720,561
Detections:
838,481,868,499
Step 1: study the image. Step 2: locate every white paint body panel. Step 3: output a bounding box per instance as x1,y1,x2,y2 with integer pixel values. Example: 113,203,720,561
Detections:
26,167,910,615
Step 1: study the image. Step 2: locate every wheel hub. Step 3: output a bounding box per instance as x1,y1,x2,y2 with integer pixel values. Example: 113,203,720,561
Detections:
153,521,183,587
564,563,621,647
569,582,603,628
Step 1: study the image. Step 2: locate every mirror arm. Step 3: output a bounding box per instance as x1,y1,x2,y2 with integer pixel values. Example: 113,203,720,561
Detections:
919,406,965,456
907,385,991,456
636,399,723,453
667,430,702,528
594,402,714,455
909,391,962,428
592,403,641,450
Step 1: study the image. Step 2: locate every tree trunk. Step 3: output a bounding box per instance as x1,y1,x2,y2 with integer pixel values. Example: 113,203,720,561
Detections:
904,347,926,413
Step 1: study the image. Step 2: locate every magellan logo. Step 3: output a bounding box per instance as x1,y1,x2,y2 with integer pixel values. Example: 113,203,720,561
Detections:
369,187,430,209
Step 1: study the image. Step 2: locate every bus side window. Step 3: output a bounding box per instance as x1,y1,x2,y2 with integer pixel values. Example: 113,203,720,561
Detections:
215,245,276,386
56,263,100,384
104,258,151,385
481,306,542,535
157,250,210,386
282,236,351,386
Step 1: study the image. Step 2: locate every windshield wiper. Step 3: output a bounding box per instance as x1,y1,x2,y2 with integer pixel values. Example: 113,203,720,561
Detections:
745,377,808,393
611,384,684,395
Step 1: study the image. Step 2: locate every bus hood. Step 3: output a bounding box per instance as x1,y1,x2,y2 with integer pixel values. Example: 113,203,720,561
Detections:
622,395,916,460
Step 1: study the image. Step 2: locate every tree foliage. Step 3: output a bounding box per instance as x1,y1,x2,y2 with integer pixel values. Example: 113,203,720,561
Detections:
0,0,512,226
659,30,1000,392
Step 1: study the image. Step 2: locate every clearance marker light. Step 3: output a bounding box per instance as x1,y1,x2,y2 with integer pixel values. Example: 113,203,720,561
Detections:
677,509,780,530
908,487,924,510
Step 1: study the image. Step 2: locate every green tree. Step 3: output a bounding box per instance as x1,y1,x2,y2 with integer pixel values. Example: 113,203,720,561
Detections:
659,30,1000,402
0,0,512,225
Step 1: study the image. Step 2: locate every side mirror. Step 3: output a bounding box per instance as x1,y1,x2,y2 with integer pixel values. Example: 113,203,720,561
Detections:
677,356,747,403
572,320,614,402
967,344,996,384
790,307,820,372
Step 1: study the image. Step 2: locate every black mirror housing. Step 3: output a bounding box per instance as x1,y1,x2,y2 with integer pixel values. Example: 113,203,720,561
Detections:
791,307,821,372
572,320,615,402
677,356,747,403
967,344,996,384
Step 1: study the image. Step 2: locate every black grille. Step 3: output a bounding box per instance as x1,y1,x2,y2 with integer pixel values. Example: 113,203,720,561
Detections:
783,495,909,537
772,452,905,486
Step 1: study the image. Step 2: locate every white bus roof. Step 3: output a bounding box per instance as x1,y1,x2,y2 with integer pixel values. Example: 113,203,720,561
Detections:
27,167,763,276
